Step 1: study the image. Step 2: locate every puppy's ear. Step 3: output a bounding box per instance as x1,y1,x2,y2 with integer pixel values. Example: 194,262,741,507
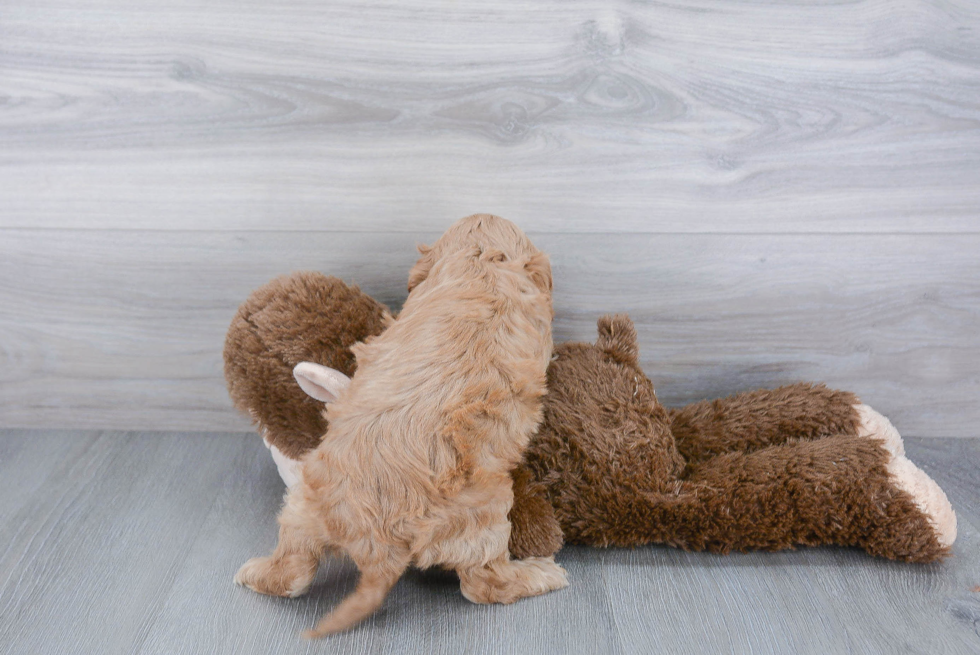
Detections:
479,248,507,264
524,251,552,293
596,314,639,366
293,362,351,403
407,243,436,292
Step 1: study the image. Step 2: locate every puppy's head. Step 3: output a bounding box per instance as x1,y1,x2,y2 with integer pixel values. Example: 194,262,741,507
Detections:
407,214,550,294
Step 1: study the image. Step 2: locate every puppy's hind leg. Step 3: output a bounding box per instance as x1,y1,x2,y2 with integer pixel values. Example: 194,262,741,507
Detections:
303,559,409,638
235,492,325,598
458,555,568,605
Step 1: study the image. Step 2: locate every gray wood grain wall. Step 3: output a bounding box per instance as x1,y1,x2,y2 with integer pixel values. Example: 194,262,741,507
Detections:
2,0,978,436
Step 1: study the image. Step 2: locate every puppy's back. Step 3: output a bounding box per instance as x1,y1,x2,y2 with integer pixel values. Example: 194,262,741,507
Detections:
319,245,553,516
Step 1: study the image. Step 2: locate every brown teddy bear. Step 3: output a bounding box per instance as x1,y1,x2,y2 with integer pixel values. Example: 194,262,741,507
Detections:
224,272,956,563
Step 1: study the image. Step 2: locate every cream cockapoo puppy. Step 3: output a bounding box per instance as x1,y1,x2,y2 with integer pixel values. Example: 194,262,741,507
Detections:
235,214,568,637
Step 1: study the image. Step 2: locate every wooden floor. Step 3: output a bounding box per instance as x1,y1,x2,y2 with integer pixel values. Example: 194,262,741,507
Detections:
1,430,978,655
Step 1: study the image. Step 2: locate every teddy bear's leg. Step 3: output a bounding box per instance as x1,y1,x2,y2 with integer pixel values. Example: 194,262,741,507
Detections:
234,487,327,598
679,435,955,561
668,383,865,464
567,434,954,562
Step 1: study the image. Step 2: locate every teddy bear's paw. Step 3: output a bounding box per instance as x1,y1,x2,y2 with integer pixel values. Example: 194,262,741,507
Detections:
854,403,904,458
886,454,957,548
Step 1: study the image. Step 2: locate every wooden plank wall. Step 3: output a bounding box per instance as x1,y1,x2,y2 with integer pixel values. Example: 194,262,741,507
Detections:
1,0,978,436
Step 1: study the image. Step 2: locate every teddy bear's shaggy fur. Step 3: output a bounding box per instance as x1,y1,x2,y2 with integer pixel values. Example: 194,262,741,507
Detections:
233,215,567,637
224,272,393,460
527,314,954,561
225,273,956,566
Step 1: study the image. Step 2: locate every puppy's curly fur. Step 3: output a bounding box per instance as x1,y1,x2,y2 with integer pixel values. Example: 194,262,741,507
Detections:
235,215,567,637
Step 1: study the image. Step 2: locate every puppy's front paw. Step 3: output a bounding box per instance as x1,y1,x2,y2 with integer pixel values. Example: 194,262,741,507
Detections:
234,556,312,598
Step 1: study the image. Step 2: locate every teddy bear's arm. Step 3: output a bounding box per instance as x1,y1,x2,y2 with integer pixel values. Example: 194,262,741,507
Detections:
507,464,563,559
667,382,862,465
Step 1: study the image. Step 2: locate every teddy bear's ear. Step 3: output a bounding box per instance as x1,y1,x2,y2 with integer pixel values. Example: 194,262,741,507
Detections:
596,314,639,366
293,362,352,403
407,243,436,293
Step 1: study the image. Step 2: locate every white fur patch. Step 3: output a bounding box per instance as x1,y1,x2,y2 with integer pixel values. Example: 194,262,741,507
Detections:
886,454,958,548
854,403,904,457
263,435,303,488
854,404,957,548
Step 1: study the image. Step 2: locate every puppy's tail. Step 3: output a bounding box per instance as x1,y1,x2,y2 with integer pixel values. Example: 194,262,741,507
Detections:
303,564,406,638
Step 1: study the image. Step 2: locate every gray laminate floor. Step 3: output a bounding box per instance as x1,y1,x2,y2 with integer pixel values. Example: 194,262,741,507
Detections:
1,430,978,655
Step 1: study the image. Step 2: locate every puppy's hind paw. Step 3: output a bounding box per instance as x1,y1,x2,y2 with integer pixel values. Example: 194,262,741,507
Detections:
234,556,314,598
517,556,569,597
459,556,569,605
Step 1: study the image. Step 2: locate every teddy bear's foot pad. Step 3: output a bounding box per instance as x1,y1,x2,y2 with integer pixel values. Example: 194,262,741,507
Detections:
854,403,905,457
886,453,957,548
855,403,956,550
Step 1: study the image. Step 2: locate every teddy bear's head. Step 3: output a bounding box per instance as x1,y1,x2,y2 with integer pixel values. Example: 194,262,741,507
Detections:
223,272,392,461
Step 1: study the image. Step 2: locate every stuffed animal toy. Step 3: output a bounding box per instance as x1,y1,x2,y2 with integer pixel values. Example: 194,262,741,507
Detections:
224,272,956,564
